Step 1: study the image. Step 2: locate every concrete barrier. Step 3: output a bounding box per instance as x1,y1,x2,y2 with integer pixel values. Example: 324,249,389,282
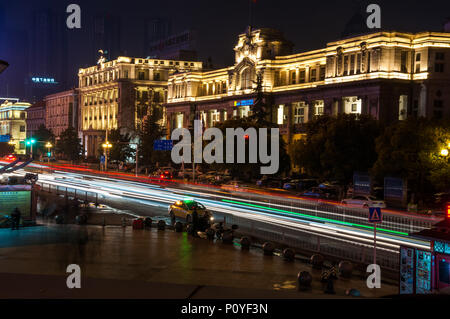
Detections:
174,222,183,232
240,237,251,249
157,220,166,231
262,242,274,256
144,217,152,228
297,271,312,291
310,254,324,269
282,248,295,261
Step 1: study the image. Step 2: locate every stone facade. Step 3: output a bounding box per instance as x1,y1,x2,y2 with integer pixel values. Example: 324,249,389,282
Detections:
26,101,45,138
0,101,31,154
78,56,202,157
166,28,450,147
44,89,78,138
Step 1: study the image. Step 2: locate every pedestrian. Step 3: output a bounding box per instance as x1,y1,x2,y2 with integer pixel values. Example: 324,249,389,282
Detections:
192,208,199,236
11,207,21,230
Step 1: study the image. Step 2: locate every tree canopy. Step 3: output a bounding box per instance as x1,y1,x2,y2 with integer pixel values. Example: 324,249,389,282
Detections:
55,126,82,162
292,114,381,185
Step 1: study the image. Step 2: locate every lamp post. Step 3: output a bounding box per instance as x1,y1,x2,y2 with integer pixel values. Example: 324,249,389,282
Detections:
45,142,53,162
102,141,112,171
25,138,36,159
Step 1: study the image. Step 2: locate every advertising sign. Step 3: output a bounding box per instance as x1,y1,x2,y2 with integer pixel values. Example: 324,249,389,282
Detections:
416,250,433,294
399,247,415,294
384,177,407,207
154,140,173,151
0,190,32,219
233,99,254,107
353,172,371,195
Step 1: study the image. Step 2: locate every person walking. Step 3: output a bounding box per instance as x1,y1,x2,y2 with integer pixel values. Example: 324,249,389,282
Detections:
192,208,199,236
11,207,21,230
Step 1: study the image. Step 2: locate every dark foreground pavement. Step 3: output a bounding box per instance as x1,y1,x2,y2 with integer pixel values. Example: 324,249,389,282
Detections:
0,221,397,299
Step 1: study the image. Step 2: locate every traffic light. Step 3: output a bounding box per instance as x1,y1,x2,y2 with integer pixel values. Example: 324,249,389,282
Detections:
25,138,36,146
47,152,51,157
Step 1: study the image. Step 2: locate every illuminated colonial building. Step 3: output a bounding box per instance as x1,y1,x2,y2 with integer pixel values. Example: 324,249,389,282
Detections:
78,56,202,157
0,100,31,154
166,27,450,146
44,89,78,138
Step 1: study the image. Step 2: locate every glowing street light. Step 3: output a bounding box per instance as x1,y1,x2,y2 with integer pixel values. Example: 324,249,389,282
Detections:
441,148,449,157
45,142,53,162
102,141,112,171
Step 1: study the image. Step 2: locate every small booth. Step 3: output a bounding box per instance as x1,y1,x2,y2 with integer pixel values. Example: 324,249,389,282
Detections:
400,210,450,294
0,184,37,225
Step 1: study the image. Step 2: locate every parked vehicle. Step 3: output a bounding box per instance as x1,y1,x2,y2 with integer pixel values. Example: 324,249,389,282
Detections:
301,186,339,200
341,195,386,208
168,199,213,229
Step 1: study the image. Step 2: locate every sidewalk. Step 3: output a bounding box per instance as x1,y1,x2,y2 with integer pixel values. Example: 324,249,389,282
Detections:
0,222,398,299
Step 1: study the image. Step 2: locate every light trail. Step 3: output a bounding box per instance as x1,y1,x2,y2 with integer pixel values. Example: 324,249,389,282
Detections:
22,169,430,253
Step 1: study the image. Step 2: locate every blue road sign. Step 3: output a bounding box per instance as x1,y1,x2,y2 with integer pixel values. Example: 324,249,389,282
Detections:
154,140,173,151
0,135,11,142
368,207,382,223
100,155,105,163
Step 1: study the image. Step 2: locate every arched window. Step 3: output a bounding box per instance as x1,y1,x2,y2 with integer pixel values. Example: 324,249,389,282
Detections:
240,67,253,90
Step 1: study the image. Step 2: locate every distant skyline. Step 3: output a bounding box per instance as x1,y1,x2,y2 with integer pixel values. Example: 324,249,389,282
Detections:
1,0,450,101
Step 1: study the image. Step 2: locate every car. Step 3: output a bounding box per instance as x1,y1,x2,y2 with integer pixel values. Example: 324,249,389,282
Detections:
341,195,386,208
2,154,17,162
168,199,213,228
150,168,173,179
300,186,339,200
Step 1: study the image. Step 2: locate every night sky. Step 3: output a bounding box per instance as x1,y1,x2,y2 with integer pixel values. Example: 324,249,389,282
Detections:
1,0,450,101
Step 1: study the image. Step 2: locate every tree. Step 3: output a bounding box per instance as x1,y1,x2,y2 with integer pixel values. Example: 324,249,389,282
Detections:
372,118,450,203
33,124,55,156
138,106,171,168
249,71,269,125
292,114,381,186
103,129,135,163
55,126,82,162
212,116,290,181
0,142,14,157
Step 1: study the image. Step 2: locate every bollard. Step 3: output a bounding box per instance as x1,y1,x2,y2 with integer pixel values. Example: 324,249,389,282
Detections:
297,271,312,291
54,215,64,224
132,218,144,230
338,261,353,278
221,231,233,244
144,217,152,228
205,227,215,239
262,242,274,256
240,237,251,249
157,220,166,231
283,248,295,261
75,214,87,225
310,254,324,269
174,222,183,233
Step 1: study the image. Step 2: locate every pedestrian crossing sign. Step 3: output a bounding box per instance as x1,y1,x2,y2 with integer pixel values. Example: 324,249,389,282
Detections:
368,207,382,223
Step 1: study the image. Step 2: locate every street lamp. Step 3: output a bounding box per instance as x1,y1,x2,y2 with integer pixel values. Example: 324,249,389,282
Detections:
102,141,112,171
25,138,36,159
441,148,449,157
45,142,53,162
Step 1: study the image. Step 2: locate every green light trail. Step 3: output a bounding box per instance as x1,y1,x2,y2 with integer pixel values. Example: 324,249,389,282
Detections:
221,199,409,236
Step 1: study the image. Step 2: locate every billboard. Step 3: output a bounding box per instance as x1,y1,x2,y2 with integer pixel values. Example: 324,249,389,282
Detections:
0,190,32,219
353,172,371,195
